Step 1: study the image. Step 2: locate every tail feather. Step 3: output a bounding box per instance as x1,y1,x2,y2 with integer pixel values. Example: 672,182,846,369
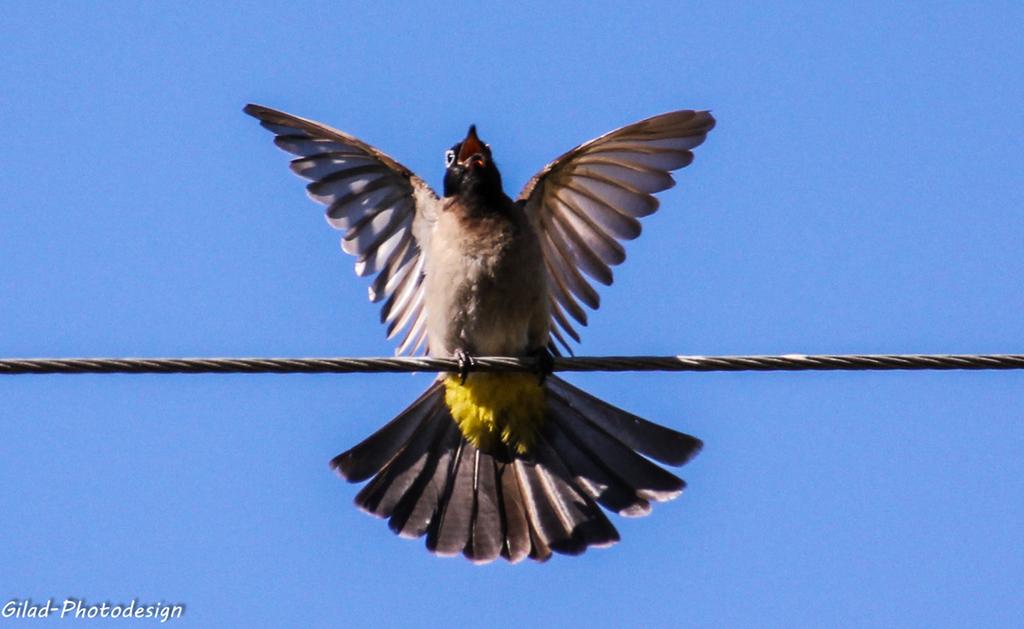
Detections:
466,449,504,563
540,413,652,517
331,382,443,482
426,440,475,556
496,458,532,563
351,397,449,518
332,374,701,563
387,418,459,538
511,459,556,561
549,392,687,502
547,376,703,466
505,453,618,560
530,433,620,553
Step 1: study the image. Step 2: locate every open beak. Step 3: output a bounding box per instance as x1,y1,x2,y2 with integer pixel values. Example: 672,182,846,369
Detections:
457,125,486,169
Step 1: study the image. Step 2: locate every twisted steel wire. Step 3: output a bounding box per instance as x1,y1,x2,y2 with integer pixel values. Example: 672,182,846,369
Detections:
1,354,1022,375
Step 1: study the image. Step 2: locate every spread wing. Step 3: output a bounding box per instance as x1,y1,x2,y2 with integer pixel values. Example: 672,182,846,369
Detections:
244,104,440,355
518,110,715,353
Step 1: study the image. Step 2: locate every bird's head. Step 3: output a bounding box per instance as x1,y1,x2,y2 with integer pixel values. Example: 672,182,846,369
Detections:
443,125,503,199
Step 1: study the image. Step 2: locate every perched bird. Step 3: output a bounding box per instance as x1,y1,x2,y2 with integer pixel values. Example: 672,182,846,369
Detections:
245,103,715,563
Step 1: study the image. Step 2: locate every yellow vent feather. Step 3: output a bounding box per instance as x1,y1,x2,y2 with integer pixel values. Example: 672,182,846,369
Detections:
443,373,545,454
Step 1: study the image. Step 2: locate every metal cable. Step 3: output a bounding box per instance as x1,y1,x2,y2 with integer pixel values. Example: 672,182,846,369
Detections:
1,354,1022,375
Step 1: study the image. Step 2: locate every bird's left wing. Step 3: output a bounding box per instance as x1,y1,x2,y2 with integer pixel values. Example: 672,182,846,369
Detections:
517,110,715,353
245,104,440,355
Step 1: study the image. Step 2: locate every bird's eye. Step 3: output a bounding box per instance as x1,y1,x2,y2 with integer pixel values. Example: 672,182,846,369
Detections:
444,149,456,167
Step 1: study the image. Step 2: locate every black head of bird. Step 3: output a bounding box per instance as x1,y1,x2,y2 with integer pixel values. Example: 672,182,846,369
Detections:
443,125,503,200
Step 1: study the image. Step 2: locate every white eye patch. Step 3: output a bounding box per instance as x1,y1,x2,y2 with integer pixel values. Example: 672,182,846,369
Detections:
445,149,456,167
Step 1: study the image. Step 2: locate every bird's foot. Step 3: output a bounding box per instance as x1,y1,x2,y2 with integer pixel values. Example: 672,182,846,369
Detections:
454,348,476,384
528,347,555,385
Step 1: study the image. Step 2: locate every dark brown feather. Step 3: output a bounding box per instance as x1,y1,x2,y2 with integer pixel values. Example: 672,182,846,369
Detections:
497,459,532,563
330,381,443,482
548,376,702,466
513,457,598,557
546,392,686,502
529,433,620,554
426,441,476,556
467,449,503,563
387,418,460,538
353,400,451,518
540,415,652,517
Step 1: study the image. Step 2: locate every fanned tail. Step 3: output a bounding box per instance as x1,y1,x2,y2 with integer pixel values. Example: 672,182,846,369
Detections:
330,375,702,563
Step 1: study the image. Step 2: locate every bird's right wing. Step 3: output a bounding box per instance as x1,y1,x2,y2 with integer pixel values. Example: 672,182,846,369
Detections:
245,104,440,355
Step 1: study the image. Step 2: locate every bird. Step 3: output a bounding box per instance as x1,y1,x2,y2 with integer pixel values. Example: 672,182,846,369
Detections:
244,103,715,563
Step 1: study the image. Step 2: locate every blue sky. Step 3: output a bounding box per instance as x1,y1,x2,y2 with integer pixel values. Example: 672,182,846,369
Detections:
2,2,1022,627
